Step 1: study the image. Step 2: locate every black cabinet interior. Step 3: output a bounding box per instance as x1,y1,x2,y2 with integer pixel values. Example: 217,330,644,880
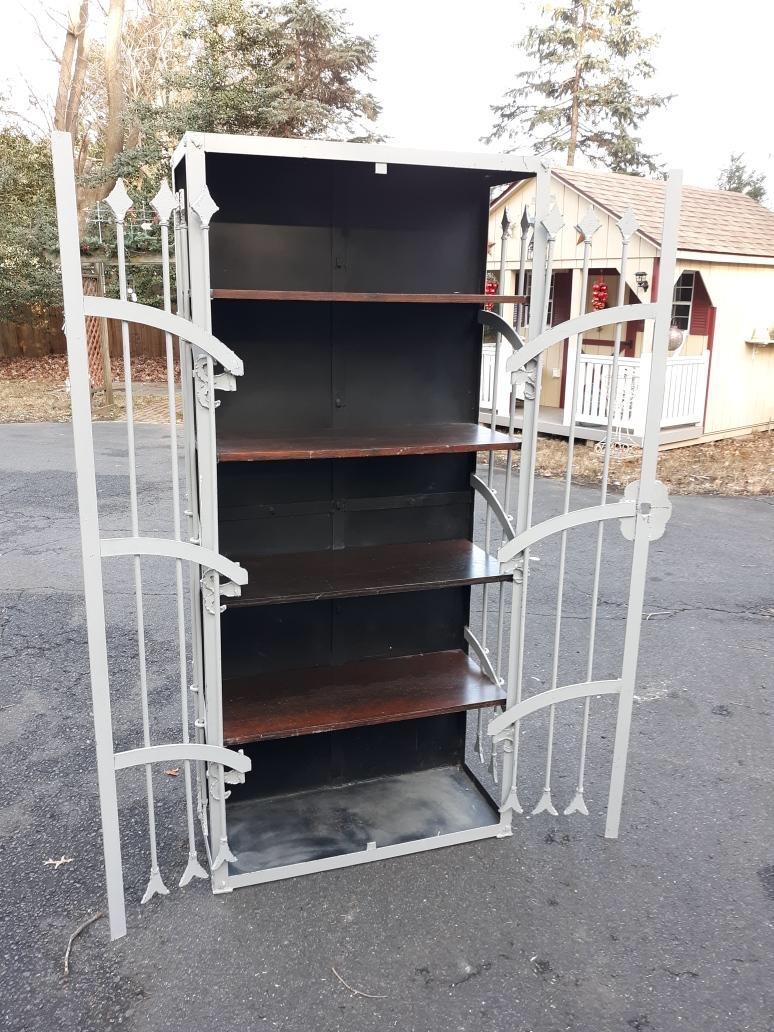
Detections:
196,147,522,859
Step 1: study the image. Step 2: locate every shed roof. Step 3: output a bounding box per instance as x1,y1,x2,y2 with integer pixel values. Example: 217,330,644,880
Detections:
499,166,774,259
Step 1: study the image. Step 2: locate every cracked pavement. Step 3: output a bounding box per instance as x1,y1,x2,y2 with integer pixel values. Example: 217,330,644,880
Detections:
1,421,772,1032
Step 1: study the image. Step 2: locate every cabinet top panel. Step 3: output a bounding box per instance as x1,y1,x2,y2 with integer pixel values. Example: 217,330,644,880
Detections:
172,131,539,181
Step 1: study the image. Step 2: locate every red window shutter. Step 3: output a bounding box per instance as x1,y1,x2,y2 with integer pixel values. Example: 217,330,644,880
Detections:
689,274,711,335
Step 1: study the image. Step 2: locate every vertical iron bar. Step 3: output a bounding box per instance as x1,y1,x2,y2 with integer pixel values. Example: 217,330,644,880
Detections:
173,197,209,844
109,182,169,904
606,173,682,837
526,212,563,817
51,132,126,940
477,210,510,766
559,213,601,815
154,183,208,886
499,165,552,827
185,138,234,887
495,207,532,680
583,222,634,715
537,211,599,816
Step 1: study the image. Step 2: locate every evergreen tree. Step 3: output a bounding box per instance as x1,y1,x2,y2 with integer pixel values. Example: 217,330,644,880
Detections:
717,153,767,204
484,0,671,176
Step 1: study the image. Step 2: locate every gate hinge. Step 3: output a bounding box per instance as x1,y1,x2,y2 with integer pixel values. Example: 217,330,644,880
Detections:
193,355,237,409
619,480,672,542
201,569,242,614
224,750,247,786
506,553,540,583
511,357,538,401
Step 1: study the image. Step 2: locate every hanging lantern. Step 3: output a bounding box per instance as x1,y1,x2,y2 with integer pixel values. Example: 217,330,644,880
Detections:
591,277,608,311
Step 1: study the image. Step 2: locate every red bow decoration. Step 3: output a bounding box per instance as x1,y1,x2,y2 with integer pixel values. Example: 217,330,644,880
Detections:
591,278,608,311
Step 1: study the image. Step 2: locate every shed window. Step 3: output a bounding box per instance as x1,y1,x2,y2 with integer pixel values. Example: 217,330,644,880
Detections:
519,270,554,328
671,271,695,330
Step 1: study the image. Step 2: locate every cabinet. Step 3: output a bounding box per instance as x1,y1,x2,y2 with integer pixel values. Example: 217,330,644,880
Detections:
172,136,534,887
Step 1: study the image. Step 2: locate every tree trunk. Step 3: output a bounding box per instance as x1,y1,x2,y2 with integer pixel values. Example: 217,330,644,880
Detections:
78,0,125,222
102,0,126,174
54,0,89,132
566,0,589,167
65,11,90,132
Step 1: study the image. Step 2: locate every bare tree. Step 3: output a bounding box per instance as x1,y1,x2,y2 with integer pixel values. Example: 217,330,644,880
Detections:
53,0,90,132
102,0,126,172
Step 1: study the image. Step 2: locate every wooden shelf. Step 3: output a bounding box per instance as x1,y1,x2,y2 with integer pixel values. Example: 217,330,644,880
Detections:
234,539,507,607
211,289,527,304
218,422,519,462
222,649,505,744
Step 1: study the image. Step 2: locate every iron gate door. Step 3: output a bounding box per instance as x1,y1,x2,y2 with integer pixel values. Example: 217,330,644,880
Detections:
479,166,681,835
52,132,249,940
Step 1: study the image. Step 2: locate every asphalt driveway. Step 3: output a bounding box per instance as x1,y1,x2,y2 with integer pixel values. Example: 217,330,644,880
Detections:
1,421,772,1032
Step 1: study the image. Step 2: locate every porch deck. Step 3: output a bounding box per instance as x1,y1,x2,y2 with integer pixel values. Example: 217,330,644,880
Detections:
478,404,705,447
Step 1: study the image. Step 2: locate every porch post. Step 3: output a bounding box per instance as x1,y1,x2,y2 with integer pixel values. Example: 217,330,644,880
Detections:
562,267,584,426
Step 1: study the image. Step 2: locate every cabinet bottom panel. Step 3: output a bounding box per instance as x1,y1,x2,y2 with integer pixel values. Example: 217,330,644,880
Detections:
226,764,499,879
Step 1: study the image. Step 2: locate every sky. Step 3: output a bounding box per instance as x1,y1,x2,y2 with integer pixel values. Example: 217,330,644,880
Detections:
2,0,772,195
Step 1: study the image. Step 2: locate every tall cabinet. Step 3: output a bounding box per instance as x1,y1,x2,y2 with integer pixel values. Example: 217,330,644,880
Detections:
173,135,535,890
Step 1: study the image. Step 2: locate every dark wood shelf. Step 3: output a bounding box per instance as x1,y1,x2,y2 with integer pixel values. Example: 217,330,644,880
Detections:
234,539,507,607
222,649,505,744
211,289,527,304
218,422,519,462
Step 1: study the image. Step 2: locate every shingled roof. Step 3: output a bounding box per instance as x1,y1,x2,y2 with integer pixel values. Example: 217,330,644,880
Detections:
520,166,774,259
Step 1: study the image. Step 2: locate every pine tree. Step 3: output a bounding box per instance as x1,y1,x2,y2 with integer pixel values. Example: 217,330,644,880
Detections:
484,0,671,176
717,153,767,204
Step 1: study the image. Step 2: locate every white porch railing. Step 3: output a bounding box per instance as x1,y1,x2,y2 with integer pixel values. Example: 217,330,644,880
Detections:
576,352,709,434
480,343,524,417
480,347,709,437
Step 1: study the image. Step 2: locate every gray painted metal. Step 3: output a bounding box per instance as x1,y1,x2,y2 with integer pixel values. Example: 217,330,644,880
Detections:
114,743,252,773
82,296,243,375
184,140,236,888
100,537,247,584
51,131,246,937
497,501,637,571
489,679,623,740
604,172,682,838
470,474,516,541
226,822,504,891
506,302,659,375
51,132,126,941
489,169,681,831
477,310,525,352
463,625,504,687
54,127,683,928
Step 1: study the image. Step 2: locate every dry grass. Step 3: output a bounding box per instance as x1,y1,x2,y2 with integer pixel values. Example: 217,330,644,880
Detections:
529,431,774,496
1,357,772,495
0,355,181,424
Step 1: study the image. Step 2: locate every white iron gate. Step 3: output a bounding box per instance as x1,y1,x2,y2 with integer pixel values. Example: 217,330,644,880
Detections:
479,167,680,831
52,132,249,939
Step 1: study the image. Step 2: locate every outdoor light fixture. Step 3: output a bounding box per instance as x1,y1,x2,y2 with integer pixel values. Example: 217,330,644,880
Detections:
668,325,685,351
635,271,649,292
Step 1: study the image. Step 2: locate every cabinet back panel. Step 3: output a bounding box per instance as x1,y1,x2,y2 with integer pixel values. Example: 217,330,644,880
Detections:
228,714,466,801
331,304,480,428
213,301,483,437
221,587,468,680
206,154,490,294
213,302,333,434
218,455,474,558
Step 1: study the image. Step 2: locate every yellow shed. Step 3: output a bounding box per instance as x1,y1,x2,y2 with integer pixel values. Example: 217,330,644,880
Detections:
485,167,774,446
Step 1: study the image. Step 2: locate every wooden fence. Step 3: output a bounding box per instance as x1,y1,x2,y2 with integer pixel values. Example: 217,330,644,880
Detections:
0,310,166,359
